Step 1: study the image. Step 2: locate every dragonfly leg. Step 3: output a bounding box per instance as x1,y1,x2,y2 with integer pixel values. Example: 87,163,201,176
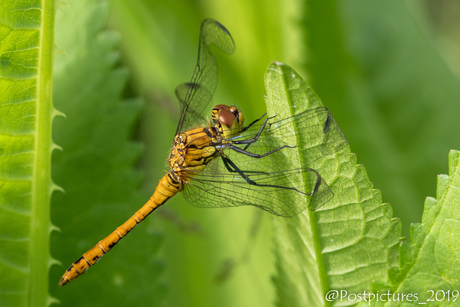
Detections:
223,156,315,195
221,155,235,172
220,156,269,174
240,113,267,133
230,144,296,158
233,115,277,151
222,156,256,184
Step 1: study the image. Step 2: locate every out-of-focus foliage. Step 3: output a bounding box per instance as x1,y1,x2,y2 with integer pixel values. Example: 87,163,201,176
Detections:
49,0,165,306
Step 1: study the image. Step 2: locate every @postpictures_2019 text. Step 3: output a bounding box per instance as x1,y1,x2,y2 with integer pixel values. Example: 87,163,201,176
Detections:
325,289,459,305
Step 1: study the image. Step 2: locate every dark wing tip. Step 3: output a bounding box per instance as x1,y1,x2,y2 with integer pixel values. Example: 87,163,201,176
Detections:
213,20,231,36
200,18,235,55
201,18,228,32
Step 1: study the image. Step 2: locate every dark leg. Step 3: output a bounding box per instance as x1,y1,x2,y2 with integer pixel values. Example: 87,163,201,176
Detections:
220,156,269,174
221,156,236,173
222,156,311,195
240,113,268,133
230,144,296,158
233,115,275,145
222,156,256,184
233,115,278,151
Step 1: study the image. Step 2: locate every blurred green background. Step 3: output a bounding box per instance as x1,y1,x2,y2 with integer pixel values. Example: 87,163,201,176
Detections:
50,0,460,306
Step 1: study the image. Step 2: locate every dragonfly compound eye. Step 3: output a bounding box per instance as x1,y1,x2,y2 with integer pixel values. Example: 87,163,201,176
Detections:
213,104,230,111
218,109,236,128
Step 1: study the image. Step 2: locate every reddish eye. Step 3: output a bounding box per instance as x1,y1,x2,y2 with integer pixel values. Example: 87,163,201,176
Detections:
213,104,230,111
218,109,235,127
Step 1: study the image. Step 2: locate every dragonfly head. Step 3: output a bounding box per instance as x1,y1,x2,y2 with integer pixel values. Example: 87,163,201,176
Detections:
212,105,244,139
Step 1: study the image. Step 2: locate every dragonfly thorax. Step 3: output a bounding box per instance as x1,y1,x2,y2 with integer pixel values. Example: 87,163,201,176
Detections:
212,105,244,139
169,127,221,181
168,135,186,171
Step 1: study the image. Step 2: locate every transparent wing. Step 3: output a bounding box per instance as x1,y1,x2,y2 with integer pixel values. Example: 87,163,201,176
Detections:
227,107,348,164
182,157,333,217
175,19,235,135
175,83,202,124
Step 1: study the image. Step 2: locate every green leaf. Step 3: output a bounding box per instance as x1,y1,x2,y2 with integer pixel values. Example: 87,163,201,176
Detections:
368,150,460,305
49,0,165,306
0,0,55,306
265,62,401,307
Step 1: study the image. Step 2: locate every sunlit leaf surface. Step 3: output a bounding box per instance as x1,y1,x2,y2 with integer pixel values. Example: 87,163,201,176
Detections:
0,1,55,306
266,62,401,307
372,150,460,305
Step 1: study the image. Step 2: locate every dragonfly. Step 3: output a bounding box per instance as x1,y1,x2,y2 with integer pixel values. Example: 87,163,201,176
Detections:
59,18,347,287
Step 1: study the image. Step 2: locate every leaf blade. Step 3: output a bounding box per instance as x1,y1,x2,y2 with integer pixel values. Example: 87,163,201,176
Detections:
386,150,460,303
0,0,55,306
265,62,401,307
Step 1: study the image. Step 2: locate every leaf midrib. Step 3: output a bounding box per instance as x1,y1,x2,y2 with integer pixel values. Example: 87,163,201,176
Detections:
29,1,54,306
